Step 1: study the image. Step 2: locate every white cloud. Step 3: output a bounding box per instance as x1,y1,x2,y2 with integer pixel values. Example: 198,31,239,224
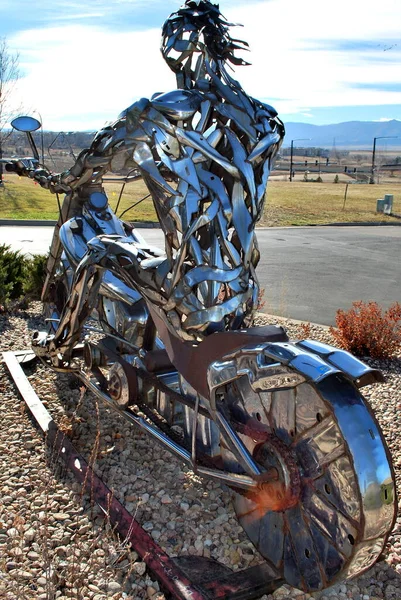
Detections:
224,0,401,115
11,24,176,130
50,13,105,20
8,0,401,130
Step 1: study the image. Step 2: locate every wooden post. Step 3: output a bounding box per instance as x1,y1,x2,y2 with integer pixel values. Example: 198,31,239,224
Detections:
343,183,349,210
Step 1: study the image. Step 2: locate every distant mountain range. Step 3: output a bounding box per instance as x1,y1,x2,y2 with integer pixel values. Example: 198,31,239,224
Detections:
8,119,401,152
282,120,401,149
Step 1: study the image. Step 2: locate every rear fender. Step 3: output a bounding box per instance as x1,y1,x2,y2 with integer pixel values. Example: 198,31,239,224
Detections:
207,339,383,412
296,339,384,387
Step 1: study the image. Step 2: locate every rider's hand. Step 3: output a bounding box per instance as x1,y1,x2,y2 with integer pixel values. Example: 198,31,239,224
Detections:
6,160,65,193
6,159,36,176
30,168,52,186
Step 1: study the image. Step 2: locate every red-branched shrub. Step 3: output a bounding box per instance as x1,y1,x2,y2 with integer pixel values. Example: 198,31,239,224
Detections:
257,288,266,311
329,301,401,359
299,322,312,338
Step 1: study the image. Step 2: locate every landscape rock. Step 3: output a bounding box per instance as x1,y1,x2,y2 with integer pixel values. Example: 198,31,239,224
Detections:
0,303,400,599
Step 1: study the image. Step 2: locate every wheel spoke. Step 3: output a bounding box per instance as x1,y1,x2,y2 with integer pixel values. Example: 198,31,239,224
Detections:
234,491,259,519
312,455,361,522
258,510,285,568
270,388,296,444
302,486,358,559
295,416,345,479
283,505,324,591
308,521,344,581
235,377,271,423
345,538,386,578
237,509,261,548
294,382,329,436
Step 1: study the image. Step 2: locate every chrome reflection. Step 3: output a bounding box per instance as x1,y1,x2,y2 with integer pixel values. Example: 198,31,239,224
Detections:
226,346,396,593
318,375,396,542
19,0,395,592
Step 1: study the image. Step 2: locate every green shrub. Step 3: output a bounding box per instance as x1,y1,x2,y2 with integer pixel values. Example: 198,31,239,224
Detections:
334,174,339,184
330,301,401,359
0,245,47,310
0,244,28,309
24,254,48,300
0,261,13,310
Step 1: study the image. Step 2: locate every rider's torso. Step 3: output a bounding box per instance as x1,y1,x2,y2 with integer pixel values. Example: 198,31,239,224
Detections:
50,80,284,339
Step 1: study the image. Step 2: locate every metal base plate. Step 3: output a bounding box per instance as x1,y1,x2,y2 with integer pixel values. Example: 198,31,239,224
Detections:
172,556,283,600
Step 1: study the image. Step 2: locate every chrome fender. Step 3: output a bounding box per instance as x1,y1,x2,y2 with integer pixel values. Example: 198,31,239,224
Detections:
207,338,396,589
207,339,383,409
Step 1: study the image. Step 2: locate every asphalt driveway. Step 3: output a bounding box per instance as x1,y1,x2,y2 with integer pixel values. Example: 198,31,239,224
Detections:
1,224,400,325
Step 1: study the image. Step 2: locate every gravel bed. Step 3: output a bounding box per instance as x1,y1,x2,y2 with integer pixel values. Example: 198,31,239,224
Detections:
0,303,400,600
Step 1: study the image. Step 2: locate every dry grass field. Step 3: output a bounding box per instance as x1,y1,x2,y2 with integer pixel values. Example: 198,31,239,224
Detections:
0,173,400,226
262,180,401,226
0,175,157,222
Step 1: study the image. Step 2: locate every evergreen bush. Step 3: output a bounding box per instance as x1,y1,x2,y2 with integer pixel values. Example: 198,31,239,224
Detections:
0,244,27,309
0,245,47,311
24,254,48,300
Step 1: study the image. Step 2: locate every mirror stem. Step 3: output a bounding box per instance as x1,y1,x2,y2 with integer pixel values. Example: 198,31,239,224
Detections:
27,131,40,161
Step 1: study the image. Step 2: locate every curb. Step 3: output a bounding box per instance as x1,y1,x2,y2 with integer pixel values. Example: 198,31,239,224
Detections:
257,221,401,229
320,221,401,227
0,220,57,226
1,219,400,229
0,219,161,228
257,312,332,330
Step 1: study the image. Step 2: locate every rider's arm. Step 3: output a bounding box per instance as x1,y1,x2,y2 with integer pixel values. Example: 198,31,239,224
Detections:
11,98,151,194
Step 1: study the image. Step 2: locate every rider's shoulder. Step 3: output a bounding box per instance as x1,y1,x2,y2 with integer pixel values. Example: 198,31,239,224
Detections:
118,91,203,128
119,98,151,124
112,97,156,134
149,89,203,120
251,97,279,119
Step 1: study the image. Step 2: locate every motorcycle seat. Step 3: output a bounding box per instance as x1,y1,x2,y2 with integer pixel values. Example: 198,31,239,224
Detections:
144,325,289,384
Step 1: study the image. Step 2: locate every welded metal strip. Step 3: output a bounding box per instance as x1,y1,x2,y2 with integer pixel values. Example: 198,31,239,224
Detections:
201,563,283,600
46,424,209,600
3,351,52,432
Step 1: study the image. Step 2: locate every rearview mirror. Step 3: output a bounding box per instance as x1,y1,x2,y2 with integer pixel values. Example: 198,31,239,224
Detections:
11,115,41,133
10,116,42,161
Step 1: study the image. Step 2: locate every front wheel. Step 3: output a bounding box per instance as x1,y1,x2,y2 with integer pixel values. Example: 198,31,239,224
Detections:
43,254,73,334
224,374,396,593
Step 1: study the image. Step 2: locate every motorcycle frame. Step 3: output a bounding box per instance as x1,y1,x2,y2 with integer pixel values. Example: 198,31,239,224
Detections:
39,187,270,493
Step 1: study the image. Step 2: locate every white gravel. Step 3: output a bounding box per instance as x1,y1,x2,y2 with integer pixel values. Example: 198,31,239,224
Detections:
0,303,400,600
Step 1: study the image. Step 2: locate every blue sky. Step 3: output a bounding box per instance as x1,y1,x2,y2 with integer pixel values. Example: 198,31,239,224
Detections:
3,0,401,131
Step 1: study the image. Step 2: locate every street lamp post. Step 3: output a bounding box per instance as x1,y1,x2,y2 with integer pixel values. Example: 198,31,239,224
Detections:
290,138,311,182
370,136,398,184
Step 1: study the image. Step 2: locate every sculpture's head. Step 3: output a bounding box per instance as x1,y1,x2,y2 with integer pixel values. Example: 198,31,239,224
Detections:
161,0,249,87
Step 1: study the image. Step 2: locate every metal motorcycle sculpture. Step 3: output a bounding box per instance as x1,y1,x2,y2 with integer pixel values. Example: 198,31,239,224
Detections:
4,1,396,593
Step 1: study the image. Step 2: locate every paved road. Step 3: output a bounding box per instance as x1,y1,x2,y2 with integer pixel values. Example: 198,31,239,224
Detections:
1,225,400,325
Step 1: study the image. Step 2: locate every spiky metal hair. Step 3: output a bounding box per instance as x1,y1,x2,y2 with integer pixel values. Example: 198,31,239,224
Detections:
161,0,249,75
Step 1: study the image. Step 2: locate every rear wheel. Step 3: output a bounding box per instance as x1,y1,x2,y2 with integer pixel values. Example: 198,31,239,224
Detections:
224,374,396,593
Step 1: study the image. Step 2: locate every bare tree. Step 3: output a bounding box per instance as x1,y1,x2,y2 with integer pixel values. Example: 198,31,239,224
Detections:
0,37,21,184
